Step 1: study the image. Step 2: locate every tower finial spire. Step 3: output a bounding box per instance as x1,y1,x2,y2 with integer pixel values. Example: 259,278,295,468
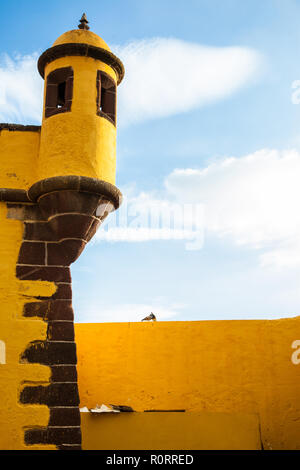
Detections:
78,13,90,30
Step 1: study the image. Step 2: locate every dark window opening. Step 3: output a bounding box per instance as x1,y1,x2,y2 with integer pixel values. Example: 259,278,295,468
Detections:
57,81,66,108
45,67,73,118
97,71,116,126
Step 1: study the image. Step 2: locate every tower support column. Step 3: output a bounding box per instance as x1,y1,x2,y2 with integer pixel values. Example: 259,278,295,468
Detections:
3,176,121,449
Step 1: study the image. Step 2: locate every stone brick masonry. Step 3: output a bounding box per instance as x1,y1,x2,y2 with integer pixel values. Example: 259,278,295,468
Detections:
2,175,122,450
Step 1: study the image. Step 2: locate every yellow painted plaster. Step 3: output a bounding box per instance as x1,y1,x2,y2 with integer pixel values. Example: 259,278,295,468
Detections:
0,129,40,189
81,411,261,450
75,319,300,450
53,29,111,51
0,202,56,450
38,56,117,184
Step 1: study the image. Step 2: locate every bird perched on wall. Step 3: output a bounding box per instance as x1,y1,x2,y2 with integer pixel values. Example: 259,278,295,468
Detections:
141,312,156,322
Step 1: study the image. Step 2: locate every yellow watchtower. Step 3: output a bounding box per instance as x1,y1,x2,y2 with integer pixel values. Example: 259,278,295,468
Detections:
38,14,124,184
0,15,124,450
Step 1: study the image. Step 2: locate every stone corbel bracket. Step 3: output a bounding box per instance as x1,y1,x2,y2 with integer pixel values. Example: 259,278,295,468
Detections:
1,175,122,450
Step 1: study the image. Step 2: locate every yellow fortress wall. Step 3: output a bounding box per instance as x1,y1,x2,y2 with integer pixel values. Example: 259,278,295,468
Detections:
0,127,40,189
0,127,55,450
75,318,300,450
80,411,262,450
0,196,56,450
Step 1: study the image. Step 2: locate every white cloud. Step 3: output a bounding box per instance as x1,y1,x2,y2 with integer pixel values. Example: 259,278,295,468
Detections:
96,149,300,265
94,148,300,269
95,191,205,249
0,38,262,125
260,239,300,269
165,149,300,267
96,227,197,242
0,53,43,124
75,302,181,323
115,38,262,125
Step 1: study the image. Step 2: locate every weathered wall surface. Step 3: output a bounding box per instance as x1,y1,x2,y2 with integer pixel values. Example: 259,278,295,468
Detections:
75,318,300,450
0,200,56,450
0,130,55,449
81,411,261,450
0,127,40,189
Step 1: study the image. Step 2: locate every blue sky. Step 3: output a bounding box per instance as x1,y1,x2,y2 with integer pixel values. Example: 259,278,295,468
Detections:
1,0,300,322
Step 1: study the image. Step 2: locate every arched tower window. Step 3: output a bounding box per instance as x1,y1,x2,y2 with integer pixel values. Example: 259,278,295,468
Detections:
45,67,73,118
97,71,116,126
